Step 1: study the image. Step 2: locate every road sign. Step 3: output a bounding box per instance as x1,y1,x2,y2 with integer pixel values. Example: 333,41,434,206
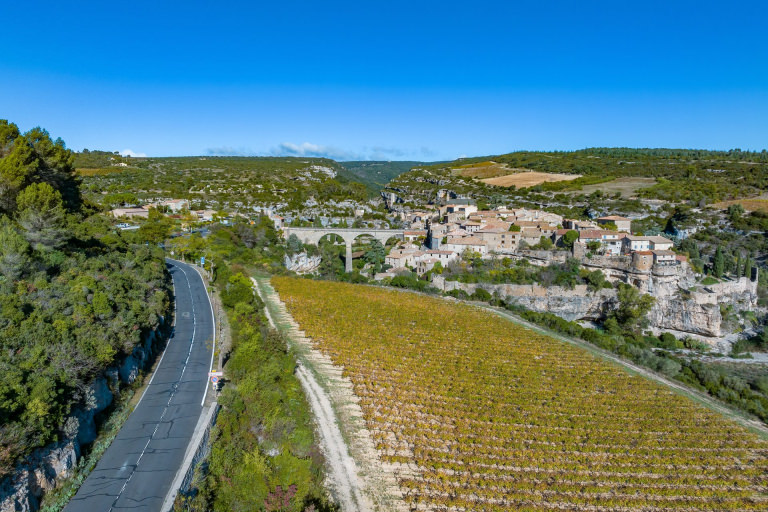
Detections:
200,256,205,266
210,376,218,384
208,371,223,377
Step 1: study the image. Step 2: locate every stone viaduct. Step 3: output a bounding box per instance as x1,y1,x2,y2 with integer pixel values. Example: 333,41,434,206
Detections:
282,227,404,272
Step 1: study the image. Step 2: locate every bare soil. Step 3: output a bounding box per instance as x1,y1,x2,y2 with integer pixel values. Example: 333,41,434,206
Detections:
480,171,580,188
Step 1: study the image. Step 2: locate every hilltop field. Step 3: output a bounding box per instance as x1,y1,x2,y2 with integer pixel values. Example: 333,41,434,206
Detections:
453,161,581,188
387,149,768,210
273,278,768,511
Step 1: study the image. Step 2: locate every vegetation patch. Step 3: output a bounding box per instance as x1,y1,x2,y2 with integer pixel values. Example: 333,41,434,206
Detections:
712,198,768,214
578,176,658,197
0,120,170,477
274,277,768,511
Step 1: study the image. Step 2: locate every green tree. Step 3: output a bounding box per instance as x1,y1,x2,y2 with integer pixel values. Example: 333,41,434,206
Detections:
562,230,579,248
363,239,386,273
0,217,30,280
613,283,655,331
286,233,303,255
138,208,173,244
713,245,725,278
727,203,744,223
744,253,754,279
0,137,36,213
16,182,68,250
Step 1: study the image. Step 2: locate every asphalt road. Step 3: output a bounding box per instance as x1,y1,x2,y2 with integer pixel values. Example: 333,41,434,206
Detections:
64,259,213,512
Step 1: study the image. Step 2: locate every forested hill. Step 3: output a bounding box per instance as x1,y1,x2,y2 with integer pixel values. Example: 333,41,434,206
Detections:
386,147,768,205
338,160,437,195
0,120,170,476
78,156,368,211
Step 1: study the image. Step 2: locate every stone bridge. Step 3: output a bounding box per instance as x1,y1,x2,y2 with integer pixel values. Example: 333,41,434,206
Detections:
283,227,405,272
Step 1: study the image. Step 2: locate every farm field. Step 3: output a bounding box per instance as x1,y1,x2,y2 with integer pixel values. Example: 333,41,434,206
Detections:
480,171,581,188
273,277,768,511
578,176,657,197
453,161,526,179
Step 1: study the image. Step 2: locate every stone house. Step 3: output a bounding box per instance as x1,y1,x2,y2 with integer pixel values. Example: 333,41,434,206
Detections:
476,226,519,252
652,250,677,265
443,236,488,256
579,230,625,255
597,215,632,232
111,207,149,219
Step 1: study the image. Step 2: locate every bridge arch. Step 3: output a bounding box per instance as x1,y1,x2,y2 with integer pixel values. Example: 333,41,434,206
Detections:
282,227,405,272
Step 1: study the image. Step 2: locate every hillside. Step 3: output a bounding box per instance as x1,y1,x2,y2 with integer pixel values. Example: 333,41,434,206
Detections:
78,156,369,213
0,121,170,477
384,148,768,209
338,161,435,195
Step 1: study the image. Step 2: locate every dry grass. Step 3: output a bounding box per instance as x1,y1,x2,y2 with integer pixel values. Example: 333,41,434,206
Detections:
453,161,528,179
76,167,126,176
579,177,657,197
480,171,581,188
712,198,768,213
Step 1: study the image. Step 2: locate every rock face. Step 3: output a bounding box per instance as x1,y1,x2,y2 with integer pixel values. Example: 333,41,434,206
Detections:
432,277,617,321
0,441,80,512
284,252,322,274
648,276,758,339
0,322,165,512
433,270,759,341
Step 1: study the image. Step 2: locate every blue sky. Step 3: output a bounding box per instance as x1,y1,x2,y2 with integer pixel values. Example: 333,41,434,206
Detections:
1,1,766,160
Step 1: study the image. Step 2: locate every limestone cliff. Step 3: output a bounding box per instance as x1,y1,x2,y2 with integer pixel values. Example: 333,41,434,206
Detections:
0,322,165,512
648,276,758,339
433,269,759,342
432,277,617,321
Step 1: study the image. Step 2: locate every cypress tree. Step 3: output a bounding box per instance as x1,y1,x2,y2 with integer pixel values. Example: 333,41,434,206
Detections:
713,245,725,278
744,254,753,279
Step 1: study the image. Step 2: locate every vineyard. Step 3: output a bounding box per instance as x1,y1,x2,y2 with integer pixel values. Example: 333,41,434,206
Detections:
272,277,768,511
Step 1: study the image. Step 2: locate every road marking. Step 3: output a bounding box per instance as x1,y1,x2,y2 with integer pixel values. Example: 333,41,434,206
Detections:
107,261,200,512
175,260,217,406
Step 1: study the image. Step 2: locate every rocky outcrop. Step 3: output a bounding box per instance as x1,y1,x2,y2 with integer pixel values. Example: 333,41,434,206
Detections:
433,270,759,342
71,377,113,446
0,442,79,512
284,252,322,274
648,276,758,339
432,277,617,321
0,322,165,512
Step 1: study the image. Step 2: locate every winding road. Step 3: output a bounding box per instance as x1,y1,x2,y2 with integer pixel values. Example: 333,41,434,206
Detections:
64,259,214,512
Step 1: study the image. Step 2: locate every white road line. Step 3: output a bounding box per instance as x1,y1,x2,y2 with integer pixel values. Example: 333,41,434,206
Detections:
107,261,200,511
166,258,216,406
176,260,216,406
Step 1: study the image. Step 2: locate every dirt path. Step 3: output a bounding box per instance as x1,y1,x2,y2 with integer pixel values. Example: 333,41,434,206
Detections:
253,276,406,512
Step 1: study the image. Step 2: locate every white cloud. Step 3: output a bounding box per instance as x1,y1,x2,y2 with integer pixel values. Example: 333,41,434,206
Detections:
272,142,356,161
206,146,255,156
271,142,432,162
120,149,147,158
